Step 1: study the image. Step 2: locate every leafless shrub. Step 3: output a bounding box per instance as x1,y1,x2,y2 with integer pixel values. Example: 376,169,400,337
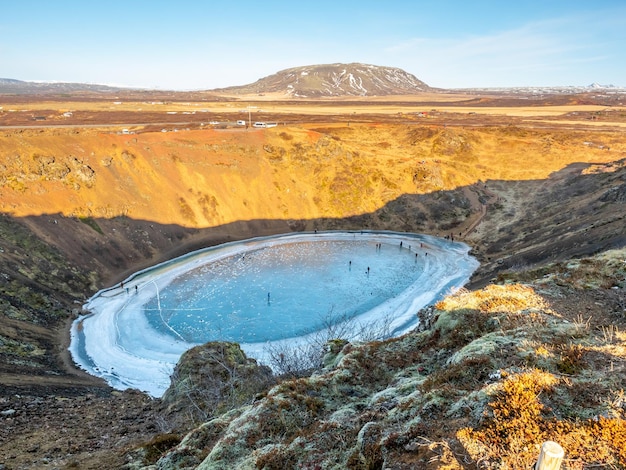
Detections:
601,324,620,343
264,308,394,378
572,314,592,337
162,342,274,427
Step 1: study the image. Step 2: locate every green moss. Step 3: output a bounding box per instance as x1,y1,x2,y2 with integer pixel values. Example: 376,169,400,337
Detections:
448,333,514,365
78,216,104,234
432,309,462,335
0,335,46,357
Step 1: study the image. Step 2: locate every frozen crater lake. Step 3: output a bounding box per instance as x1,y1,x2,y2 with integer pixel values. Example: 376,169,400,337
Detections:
70,231,479,396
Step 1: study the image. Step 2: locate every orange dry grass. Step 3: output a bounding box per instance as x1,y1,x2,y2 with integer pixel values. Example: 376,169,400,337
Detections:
1,123,623,226
458,370,626,469
2,97,614,118
435,284,546,314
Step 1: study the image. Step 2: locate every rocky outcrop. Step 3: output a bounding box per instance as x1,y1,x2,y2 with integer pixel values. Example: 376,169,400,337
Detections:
0,153,95,189
161,342,274,428
601,182,626,203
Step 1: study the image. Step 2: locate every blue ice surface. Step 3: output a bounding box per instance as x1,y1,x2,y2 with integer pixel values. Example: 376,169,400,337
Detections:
69,231,479,396
145,239,425,343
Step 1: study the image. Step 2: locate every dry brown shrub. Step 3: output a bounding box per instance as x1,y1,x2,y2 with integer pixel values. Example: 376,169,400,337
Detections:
422,355,493,392
254,444,298,470
556,344,587,375
142,433,182,465
177,197,196,223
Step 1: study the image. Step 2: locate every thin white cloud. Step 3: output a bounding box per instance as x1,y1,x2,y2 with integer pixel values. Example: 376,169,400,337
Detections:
383,11,625,87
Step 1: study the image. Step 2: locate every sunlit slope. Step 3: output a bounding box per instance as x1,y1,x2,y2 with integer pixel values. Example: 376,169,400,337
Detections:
0,124,622,226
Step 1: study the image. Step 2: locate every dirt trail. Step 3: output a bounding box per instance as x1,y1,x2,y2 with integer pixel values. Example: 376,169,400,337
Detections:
457,184,499,239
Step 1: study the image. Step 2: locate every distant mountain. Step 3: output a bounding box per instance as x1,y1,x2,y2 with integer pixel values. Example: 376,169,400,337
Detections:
587,82,622,89
0,78,129,95
461,83,626,95
4,69,622,99
0,78,23,85
213,63,432,97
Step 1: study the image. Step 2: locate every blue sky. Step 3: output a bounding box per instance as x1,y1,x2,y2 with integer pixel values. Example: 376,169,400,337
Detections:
2,1,625,90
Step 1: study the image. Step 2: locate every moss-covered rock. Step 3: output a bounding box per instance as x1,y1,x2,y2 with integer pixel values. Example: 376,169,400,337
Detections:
161,342,274,427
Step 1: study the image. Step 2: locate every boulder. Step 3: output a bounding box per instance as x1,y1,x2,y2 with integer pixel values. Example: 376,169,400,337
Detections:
161,342,274,426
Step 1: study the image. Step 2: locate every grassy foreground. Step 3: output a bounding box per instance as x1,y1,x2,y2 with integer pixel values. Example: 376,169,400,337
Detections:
123,248,626,469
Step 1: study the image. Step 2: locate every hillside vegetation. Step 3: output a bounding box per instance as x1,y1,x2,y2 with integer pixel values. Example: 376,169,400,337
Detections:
127,250,626,469
0,115,625,469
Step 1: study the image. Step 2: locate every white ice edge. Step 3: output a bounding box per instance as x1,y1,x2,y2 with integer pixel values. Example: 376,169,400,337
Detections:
69,231,478,397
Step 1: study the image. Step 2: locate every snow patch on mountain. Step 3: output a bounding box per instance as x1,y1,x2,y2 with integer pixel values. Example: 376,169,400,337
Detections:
213,63,431,97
